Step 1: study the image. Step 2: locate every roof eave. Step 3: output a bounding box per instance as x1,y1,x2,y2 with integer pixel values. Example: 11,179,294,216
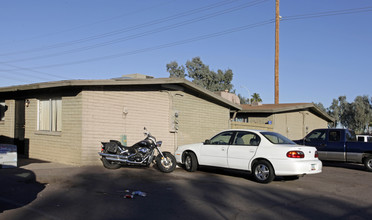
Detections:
0,78,241,110
238,103,334,122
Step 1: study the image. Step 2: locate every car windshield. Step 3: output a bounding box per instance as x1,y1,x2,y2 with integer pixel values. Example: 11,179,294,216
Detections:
261,132,296,145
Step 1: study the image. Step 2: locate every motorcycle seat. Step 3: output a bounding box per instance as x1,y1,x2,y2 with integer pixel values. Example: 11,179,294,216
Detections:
110,140,129,148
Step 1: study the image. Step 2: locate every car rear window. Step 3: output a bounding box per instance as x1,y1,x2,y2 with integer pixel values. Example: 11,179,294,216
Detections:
261,132,296,145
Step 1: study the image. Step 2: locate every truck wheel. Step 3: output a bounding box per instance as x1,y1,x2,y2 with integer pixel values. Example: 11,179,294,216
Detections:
364,157,372,172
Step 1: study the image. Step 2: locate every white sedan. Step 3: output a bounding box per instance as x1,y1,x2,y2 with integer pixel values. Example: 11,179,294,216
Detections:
175,129,322,183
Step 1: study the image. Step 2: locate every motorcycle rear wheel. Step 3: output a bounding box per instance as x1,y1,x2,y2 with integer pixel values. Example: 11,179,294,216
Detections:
156,152,176,173
101,150,121,169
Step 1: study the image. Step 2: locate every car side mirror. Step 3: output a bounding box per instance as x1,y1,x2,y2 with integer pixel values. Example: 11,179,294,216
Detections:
305,138,310,142
204,139,211,145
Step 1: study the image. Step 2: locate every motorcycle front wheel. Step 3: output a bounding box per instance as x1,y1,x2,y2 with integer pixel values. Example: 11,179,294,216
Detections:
156,152,176,173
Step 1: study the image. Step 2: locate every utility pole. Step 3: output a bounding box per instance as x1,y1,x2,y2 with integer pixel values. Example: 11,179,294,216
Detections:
275,0,280,104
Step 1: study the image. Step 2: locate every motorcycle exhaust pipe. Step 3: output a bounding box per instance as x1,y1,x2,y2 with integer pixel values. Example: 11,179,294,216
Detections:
104,157,145,164
98,152,149,165
98,152,129,159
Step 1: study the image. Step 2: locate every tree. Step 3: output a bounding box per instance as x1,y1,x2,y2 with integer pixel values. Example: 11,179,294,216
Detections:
238,94,250,104
328,99,341,127
166,61,185,78
185,57,233,92
166,57,261,102
327,95,372,134
166,57,233,92
313,102,326,112
250,93,262,104
352,95,371,133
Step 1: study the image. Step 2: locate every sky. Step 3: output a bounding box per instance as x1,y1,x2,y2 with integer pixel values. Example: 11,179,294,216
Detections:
0,0,371,108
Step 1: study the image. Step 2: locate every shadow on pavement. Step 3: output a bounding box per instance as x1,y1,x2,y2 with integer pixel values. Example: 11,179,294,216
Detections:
322,161,366,171
1,160,371,219
17,158,50,167
0,166,46,213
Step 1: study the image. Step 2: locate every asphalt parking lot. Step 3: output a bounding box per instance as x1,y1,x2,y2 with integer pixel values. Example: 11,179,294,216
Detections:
1,159,372,220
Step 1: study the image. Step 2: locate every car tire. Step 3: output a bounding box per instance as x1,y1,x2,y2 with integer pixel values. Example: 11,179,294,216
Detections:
184,152,198,172
364,156,372,172
252,160,275,184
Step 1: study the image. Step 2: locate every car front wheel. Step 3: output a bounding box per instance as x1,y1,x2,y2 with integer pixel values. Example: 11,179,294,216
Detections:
252,160,275,184
184,152,198,172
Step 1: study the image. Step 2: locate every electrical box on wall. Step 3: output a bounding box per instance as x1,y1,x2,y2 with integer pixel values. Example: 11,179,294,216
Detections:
170,110,179,132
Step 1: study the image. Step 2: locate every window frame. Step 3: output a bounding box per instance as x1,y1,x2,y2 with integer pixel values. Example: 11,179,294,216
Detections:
37,98,62,132
232,131,261,146
261,131,296,145
209,131,235,145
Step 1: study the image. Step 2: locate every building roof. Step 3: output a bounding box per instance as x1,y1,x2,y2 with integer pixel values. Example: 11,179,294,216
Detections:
240,103,334,122
0,77,242,110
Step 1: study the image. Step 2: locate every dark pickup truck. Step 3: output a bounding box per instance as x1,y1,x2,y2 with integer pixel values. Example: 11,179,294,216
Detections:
294,128,372,172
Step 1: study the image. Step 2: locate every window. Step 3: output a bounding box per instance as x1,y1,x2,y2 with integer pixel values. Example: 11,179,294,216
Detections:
345,130,356,142
233,131,261,146
38,98,62,132
209,131,234,145
261,132,296,144
0,100,5,121
306,130,326,142
328,131,341,142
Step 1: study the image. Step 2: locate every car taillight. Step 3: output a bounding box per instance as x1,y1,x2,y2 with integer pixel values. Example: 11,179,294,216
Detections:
287,151,305,158
315,151,318,158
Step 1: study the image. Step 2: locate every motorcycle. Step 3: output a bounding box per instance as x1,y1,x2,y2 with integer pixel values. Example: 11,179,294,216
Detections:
98,127,176,173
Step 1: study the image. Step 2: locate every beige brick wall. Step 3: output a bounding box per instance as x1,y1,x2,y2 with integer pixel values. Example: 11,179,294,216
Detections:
172,91,230,146
247,115,273,124
231,121,273,131
1,88,234,166
26,96,83,165
302,111,328,136
273,111,328,140
81,90,172,165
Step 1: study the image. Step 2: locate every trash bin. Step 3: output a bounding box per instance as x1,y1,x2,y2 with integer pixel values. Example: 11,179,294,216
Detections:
0,144,17,168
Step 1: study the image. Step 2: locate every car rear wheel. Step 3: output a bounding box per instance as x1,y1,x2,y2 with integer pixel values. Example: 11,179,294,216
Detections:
184,152,198,172
252,160,275,184
364,157,372,172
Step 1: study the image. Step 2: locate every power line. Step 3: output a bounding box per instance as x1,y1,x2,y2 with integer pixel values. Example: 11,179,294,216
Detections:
1,4,371,76
1,0,268,63
0,62,65,81
0,0,177,46
0,0,247,57
282,6,372,21
1,19,275,71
